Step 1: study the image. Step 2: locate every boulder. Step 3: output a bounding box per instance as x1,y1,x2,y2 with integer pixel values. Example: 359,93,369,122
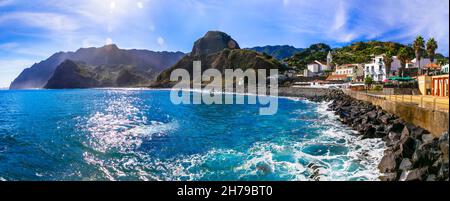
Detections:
437,162,449,180
388,132,401,142
378,150,397,173
412,127,427,139
421,134,435,145
379,173,398,181
426,174,437,181
367,111,377,120
439,132,449,163
399,158,413,171
412,141,442,167
362,125,376,139
399,168,428,181
379,114,392,125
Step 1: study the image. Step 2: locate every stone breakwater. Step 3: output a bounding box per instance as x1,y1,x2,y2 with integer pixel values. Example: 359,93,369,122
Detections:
308,90,449,181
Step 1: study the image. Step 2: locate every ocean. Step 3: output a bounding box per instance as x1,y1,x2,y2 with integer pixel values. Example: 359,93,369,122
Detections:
0,89,384,181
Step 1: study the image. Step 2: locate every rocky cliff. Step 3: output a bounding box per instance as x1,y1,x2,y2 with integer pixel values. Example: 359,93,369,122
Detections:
44,60,152,89
156,31,286,85
10,44,184,89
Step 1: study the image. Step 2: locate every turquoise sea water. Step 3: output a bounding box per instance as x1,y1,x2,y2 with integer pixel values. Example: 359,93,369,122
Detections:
0,89,384,181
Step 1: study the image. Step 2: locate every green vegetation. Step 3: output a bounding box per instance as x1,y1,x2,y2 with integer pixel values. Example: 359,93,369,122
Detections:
285,41,416,70
364,76,373,88
332,41,416,65
247,45,303,60
413,36,425,67
397,47,410,76
383,51,394,76
284,40,448,71
426,38,438,63
284,43,331,70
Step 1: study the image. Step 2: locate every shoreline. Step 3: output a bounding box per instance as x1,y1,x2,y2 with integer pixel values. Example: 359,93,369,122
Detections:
307,90,449,181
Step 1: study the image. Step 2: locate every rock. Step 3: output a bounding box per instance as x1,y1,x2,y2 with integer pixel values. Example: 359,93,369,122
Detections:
400,126,410,141
362,125,376,139
385,122,404,134
422,134,435,144
379,114,392,125
400,137,416,159
157,31,285,82
426,174,437,181
191,31,240,57
412,127,427,139
439,132,449,163
374,125,385,132
399,168,427,181
399,158,413,171
378,150,397,173
388,119,405,133
412,141,442,167
388,132,401,142
367,111,377,120
437,162,449,180
375,131,387,138
379,173,398,181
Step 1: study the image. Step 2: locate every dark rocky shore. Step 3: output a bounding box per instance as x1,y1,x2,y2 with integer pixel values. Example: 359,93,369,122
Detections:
308,89,449,181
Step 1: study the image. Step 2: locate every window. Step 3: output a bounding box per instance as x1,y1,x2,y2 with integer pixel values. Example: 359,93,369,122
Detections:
371,66,374,72
379,65,382,71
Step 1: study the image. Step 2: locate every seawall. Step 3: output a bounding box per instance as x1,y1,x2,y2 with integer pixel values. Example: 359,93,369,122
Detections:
278,87,330,98
343,90,449,137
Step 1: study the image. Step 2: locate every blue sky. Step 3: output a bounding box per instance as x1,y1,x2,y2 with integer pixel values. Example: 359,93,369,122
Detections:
0,0,449,87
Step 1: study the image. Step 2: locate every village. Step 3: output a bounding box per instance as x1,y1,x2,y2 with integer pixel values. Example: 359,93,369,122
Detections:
283,37,449,112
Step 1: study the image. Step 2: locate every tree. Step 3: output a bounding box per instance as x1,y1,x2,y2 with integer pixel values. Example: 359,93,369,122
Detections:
365,76,373,89
426,38,438,63
383,51,394,77
413,36,425,69
397,47,410,77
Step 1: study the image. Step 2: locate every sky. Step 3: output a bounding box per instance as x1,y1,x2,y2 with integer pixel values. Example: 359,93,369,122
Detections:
0,0,449,87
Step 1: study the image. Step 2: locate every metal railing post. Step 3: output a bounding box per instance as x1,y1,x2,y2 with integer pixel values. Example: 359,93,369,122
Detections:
434,97,437,110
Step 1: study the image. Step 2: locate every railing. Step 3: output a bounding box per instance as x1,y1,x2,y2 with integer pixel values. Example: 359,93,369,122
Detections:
383,94,449,112
343,90,449,113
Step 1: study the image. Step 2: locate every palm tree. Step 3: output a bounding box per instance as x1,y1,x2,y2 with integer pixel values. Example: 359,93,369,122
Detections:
397,47,409,77
383,51,394,77
426,38,438,63
413,36,425,70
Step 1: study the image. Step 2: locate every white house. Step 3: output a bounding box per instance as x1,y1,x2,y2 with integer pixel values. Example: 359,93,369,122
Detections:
409,58,432,69
442,64,449,74
390,56,402,73
303,52,333,77
307,62,321,73
333,64,364,82
365,55,385,82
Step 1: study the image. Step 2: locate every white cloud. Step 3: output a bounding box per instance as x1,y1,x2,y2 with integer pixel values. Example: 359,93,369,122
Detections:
105,37,113,45
157,37,165,46
0,42,19,50
137,2,143,9
280,0,449,54
0,12,79,31
110,1,116,13
0,0,14,7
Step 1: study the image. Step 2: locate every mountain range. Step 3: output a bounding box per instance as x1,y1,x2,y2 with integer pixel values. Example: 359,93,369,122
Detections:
10,45,185,89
